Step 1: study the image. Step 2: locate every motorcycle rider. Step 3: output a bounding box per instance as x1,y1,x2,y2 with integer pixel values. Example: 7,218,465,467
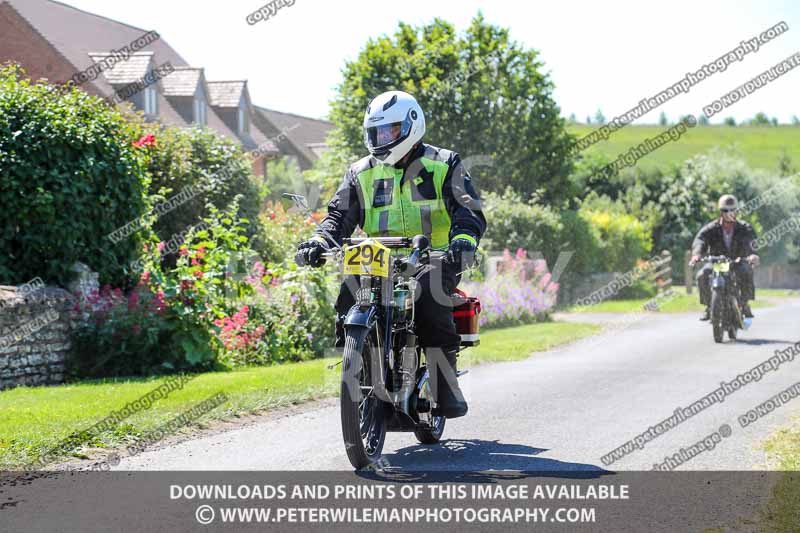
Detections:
295,90,486,419
689,194,759,321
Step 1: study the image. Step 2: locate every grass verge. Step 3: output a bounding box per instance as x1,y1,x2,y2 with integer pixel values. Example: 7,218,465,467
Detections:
716,420,800,532
565,289,796,314
0,320,599,469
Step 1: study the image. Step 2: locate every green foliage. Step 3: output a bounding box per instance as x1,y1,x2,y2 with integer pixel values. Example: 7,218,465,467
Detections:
328,13,574,202
139,125,263,244
239,265,336,365
69,201,257,377
579,204,653,273
751,112,771,126
481,189,653,276
263,157,305,203
481,189,563,262
594,109,606,125
723,117,736,126
0,65,150,286
251,205,316,266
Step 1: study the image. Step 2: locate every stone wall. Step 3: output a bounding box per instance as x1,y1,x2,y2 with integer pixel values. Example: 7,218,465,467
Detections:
0,286,74,390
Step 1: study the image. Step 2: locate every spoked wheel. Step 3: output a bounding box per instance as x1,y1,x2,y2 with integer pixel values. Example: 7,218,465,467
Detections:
340,327,386,469
710,291,724,343
414,415,446,444
414,369,446,444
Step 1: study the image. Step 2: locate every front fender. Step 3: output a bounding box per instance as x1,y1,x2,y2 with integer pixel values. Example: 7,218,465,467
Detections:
711,275,726,290
344,305,378,330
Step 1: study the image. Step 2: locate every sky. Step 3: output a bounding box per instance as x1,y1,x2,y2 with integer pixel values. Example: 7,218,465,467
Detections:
59,0,799,124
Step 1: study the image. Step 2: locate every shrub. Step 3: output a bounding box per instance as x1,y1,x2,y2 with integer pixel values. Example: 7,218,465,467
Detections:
463,248,558,329
137,124,263,246
579,208,653,273
251,204,316,264
481,189,564,263
231,263,336,365
0,65,150,286
68,200,256,377
68,283,186,377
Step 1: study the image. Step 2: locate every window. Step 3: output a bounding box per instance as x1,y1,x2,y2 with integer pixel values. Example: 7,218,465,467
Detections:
194,98,206,126
238,106,249,134
144,86,157,116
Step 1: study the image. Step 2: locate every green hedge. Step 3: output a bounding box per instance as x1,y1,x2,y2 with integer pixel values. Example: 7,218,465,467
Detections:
0,65,149,286
140,125,263,246
482,189,653,276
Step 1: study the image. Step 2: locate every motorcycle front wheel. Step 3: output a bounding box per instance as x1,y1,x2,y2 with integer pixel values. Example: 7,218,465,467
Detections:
340,326,386,470
710,291,724,343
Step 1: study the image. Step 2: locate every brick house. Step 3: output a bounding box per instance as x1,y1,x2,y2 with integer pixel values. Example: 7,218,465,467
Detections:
0,0,334,176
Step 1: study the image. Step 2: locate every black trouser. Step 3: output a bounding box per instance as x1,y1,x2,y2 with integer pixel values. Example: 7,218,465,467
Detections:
334,256,461,352
697,261,755,306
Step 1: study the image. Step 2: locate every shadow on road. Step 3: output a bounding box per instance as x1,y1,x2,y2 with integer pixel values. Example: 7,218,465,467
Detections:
734,338,796,346
358,439,612,482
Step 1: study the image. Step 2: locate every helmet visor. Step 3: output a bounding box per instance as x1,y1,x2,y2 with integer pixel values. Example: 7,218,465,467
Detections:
365,112,413,151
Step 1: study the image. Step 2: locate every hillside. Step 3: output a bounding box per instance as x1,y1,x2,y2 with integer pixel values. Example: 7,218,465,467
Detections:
567,124,800,173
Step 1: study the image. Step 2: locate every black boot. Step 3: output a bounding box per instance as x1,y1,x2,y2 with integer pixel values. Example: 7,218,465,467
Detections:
430,349,468,419
700,306,710,321
742,303,754,318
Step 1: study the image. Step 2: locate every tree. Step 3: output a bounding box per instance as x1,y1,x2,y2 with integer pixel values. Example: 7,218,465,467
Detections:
594,109,606,125
792,115,800,126
327,14,575,202
698,114,709,126
658,111,668,126
568,112,577,124
723,117,736,126
585,115,592,125
752,112,771,126
771,117,779,127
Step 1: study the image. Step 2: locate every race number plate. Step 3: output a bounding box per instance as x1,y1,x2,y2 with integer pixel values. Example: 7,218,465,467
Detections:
713,262,730,273
343,240,390,278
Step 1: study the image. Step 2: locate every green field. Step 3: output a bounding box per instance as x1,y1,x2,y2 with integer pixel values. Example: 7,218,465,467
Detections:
568,124,800,173
565,289,796,314
0,320,599,470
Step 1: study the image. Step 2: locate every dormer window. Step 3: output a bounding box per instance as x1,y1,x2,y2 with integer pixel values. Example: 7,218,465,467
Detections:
238,107,249,134
144,85,157,116
194,97,207,126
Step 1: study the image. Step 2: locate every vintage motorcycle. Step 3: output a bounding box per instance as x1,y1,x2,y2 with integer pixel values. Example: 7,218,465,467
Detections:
703,255,752,343
284,194,481,470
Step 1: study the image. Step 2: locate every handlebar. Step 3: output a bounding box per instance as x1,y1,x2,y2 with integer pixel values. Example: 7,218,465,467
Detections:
700,255,744,263
343,237,412,249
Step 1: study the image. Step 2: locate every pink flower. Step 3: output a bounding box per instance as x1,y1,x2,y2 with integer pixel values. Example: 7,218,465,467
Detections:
140,271,151,283
132,324,142,334
193,270,204,279
133,133,156,148
179,247,189,257
128,291,140,310
191,258,200,266
157,242,166,253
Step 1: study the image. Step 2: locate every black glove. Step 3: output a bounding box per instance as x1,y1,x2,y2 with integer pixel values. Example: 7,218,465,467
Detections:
295,240,327,268
447,237,477,272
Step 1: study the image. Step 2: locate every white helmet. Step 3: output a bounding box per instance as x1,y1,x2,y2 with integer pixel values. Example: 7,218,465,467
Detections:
363,91,425,166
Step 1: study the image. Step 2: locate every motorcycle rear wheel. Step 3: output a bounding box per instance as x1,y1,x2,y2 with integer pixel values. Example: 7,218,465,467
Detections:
340,327,386,470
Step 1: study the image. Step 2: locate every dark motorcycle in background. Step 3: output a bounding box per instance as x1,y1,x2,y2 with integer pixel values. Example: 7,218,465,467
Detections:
702,255,752,343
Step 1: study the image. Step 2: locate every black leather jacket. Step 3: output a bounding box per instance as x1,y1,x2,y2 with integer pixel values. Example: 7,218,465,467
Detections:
691,219,757,259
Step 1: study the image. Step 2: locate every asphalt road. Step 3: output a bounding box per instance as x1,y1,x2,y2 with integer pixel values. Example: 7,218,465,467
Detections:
115,298,800,472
